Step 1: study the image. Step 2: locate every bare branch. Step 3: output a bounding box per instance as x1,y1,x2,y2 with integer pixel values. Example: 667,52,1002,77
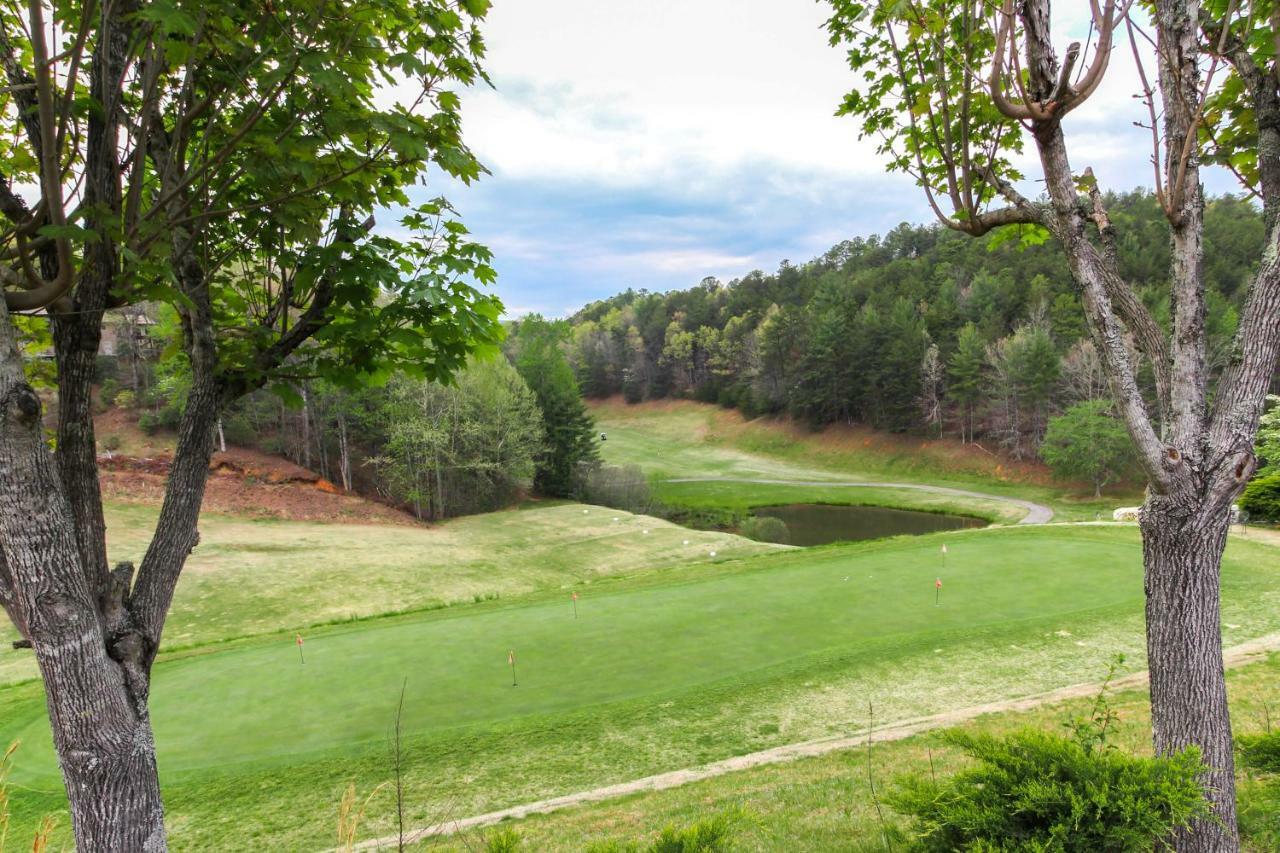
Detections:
5,0,74,313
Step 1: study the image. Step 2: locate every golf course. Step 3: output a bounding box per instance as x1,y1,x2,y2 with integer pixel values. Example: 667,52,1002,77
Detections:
2,401,1279,850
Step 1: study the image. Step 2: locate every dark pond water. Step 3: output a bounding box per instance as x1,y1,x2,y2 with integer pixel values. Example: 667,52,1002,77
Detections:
753,503,984,546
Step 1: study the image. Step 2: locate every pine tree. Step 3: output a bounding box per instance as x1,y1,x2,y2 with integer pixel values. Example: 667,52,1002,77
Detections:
948,323,987,442
509,316,600,497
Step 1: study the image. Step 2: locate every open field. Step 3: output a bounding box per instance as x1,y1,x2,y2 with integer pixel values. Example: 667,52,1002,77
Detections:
590,399,1137,522
3,521,1279,849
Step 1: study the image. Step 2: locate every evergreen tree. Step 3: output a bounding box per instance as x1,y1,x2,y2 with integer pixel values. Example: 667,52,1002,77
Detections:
948,323,987,442
508,315,600,497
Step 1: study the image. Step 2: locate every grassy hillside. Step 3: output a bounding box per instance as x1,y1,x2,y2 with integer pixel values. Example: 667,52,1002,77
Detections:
0,501,777,687
591,399,1139,522
3,525,1278,849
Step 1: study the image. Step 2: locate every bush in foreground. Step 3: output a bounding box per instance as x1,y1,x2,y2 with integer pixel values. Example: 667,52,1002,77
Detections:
887,728,1208,851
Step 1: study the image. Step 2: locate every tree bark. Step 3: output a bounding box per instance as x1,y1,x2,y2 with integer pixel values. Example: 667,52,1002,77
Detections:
1141,496,1237,851
0,301,166,851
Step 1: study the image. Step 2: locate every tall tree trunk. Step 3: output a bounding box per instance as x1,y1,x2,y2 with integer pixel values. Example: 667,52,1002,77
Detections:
301,384,311,470
338,411,352,491
1141,495,1237,851
0,303,166,851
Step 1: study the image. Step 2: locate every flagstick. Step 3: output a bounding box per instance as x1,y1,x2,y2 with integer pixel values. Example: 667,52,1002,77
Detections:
509,650,518,687
935,582,940,607
572,594,578,619
298,640,305,666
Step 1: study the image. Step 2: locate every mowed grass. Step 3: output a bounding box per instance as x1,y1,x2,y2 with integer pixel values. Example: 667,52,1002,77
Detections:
3,526,1279,849
462,652,1280,852
0,501,778,686
591,399,1132,521
5,528,1150,779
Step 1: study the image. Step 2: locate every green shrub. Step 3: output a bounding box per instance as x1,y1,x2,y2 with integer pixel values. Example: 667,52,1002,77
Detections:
100,434,122,453
137,410,161,434
1241,471,1280,523
580,464,652,514
888,728,1209,851
113,389,137,410
99,377,121,406
738,515,791,545
1239,730,1280,773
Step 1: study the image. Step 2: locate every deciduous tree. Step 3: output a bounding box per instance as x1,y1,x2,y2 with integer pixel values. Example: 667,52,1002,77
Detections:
825,1,1280,846
0,0,501,847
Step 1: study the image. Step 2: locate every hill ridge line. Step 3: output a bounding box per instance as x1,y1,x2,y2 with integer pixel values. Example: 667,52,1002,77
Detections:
344,632,1280,851
662,477,1054,524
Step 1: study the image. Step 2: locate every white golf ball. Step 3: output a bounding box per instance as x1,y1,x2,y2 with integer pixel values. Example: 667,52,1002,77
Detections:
709,551,717,557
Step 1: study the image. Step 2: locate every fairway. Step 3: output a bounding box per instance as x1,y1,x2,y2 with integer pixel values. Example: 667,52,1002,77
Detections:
0,528,1208,780
590,399,1129,522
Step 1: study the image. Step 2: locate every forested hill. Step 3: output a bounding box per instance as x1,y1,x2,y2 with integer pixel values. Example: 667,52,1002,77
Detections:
562,191,1265,461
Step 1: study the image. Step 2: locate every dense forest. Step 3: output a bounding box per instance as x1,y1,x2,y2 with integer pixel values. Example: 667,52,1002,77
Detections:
563,191,1269,469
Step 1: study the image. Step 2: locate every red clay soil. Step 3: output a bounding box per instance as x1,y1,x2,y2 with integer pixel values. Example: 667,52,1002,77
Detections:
94,412,418,525
99,451,418,525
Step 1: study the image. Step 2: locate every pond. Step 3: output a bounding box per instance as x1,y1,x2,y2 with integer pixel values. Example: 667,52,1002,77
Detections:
753,503,984,546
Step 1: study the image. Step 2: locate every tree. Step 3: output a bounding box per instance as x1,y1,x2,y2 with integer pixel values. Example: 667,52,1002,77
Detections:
0,0,502,847
1042,401,1138,497
508,315,599,497
948,323,987,442
825,2,1280,846
373,359,543,519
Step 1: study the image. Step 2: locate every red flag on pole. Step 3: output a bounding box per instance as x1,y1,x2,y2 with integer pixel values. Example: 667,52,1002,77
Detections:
935,578,943,589
508,649,518,686
296,633,304,646
295,633,305,665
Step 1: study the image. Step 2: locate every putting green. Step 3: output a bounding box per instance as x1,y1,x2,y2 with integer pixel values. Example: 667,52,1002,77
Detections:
0,528,1261,784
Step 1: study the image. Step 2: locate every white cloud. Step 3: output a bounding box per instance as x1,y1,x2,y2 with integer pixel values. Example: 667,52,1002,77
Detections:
431,1,1246,318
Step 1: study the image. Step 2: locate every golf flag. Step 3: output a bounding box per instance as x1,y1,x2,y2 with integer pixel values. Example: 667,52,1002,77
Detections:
941,544,948,554
571,591,579,619
936,577,943,589
508,649,514,665
935,576,942,606
295,633,305,665
508,649,518,686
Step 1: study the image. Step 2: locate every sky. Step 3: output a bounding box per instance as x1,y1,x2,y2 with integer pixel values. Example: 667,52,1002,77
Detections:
417,1,1245,319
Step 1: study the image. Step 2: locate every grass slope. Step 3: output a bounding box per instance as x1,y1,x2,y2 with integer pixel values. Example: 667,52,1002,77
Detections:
591,399,1135,522
0,502,778,686
469,652,1280,852
3,526,1278,849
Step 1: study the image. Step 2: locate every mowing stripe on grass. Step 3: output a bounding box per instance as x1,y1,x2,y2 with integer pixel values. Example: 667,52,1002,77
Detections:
7,528,1140,781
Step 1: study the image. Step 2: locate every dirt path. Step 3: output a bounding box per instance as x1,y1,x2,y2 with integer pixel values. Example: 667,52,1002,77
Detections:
347,632,1280,850
663,476,1055,524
